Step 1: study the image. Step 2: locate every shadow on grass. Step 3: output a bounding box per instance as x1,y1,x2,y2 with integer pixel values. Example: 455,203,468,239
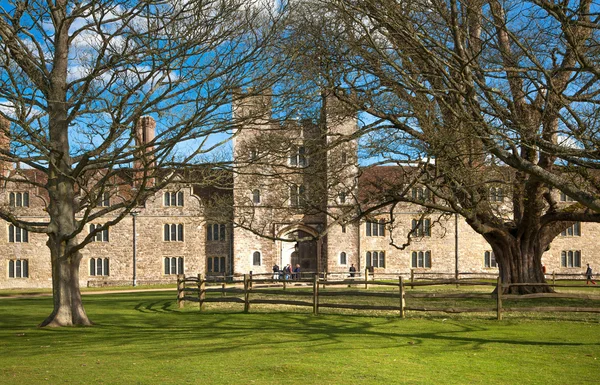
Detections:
0,291,598,361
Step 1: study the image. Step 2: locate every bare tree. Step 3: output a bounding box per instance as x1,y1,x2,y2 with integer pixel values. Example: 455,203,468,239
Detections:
0,0,283,326
281,0,600,292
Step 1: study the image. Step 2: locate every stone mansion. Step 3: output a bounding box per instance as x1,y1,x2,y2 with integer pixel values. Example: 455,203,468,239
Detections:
1,94,599,289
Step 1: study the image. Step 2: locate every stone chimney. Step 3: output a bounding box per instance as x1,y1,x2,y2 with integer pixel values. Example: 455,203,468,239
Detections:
133,116,156,186
0,115,12,175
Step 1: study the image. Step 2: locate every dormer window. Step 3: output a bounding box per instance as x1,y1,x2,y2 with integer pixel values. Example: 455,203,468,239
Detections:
164,191,184,207
489,187,504,202
560,192,575,202
9,192,29,207
411,187,430,201
97,192,110,207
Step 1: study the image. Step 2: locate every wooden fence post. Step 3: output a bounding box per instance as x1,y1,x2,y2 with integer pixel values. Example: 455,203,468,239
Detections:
365,268,369,290
410,269,414,289
198,274,205,311
249,271,253,290
313,274,319,315
496,276,503,321
177,274,185,309
399,276,405,318
552,271,556,286
221,282,226,297
244,274,250,313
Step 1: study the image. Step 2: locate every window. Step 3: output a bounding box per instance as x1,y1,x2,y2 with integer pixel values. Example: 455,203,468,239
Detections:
560,250,581,268
411,251,432,268
366,220,384,237
89,258,109,276
341,152,347,164
97,192,110,207
484,251,497,268
207,256,226,273
253,251,261,266
164,224,184,242
561,222,581,237
489,187,504,202
338,191,346,204
9,192,29,207
290,146,307,167
366,251,385,268
340,252,347,265
164,257,184,275
250,148,258,161
206,224,225,241
411,218,431,237
560,192,575,202
8,225,28,243
290,184,306,207
252,189,261,204
164,191,184,207
411,187,430,201
341,224,346,233
8,259,28,278
89,224,109,242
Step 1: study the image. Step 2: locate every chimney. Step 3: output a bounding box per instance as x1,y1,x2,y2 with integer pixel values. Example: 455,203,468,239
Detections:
0,115,12,175
133,116,156,186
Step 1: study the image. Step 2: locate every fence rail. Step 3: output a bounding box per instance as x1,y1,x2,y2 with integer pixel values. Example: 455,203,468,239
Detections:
177,270,600,319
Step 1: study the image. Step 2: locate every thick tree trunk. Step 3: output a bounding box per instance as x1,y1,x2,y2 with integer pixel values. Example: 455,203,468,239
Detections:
487,235,553,295
39,238,92,327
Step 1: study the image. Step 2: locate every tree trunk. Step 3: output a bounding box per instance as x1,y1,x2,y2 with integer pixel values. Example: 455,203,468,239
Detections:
487,235,553,295
39,237,92,327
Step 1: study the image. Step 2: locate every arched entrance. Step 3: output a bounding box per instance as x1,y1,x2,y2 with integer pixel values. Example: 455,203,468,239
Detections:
278,225,319,272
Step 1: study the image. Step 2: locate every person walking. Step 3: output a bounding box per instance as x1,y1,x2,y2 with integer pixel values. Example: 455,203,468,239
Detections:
272,264,280,280
585,263,596,285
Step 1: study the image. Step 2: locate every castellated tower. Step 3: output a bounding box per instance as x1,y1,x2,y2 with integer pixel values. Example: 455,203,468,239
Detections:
133,116,156,186
232,89,330,275
231,89,359,275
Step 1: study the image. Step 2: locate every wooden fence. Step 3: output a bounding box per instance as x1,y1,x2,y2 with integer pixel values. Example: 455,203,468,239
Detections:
177,270,600,320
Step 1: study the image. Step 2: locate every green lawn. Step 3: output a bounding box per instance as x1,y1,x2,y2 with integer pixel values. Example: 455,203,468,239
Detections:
0,291,599,385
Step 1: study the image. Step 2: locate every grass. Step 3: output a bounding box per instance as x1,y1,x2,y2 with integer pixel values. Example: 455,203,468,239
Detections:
0,290,599,385
0,284,177,297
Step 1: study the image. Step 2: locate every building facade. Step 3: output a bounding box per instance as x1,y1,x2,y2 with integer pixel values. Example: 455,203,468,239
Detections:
1,96,599,289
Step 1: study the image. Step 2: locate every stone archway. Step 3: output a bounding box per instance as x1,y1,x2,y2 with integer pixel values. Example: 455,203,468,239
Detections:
277,225,320,272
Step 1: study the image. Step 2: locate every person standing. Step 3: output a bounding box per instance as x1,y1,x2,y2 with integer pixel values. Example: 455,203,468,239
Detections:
585,264,596,285
349,264,356,278
293,264,301,280
284,264,291,280
272,264,280,280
